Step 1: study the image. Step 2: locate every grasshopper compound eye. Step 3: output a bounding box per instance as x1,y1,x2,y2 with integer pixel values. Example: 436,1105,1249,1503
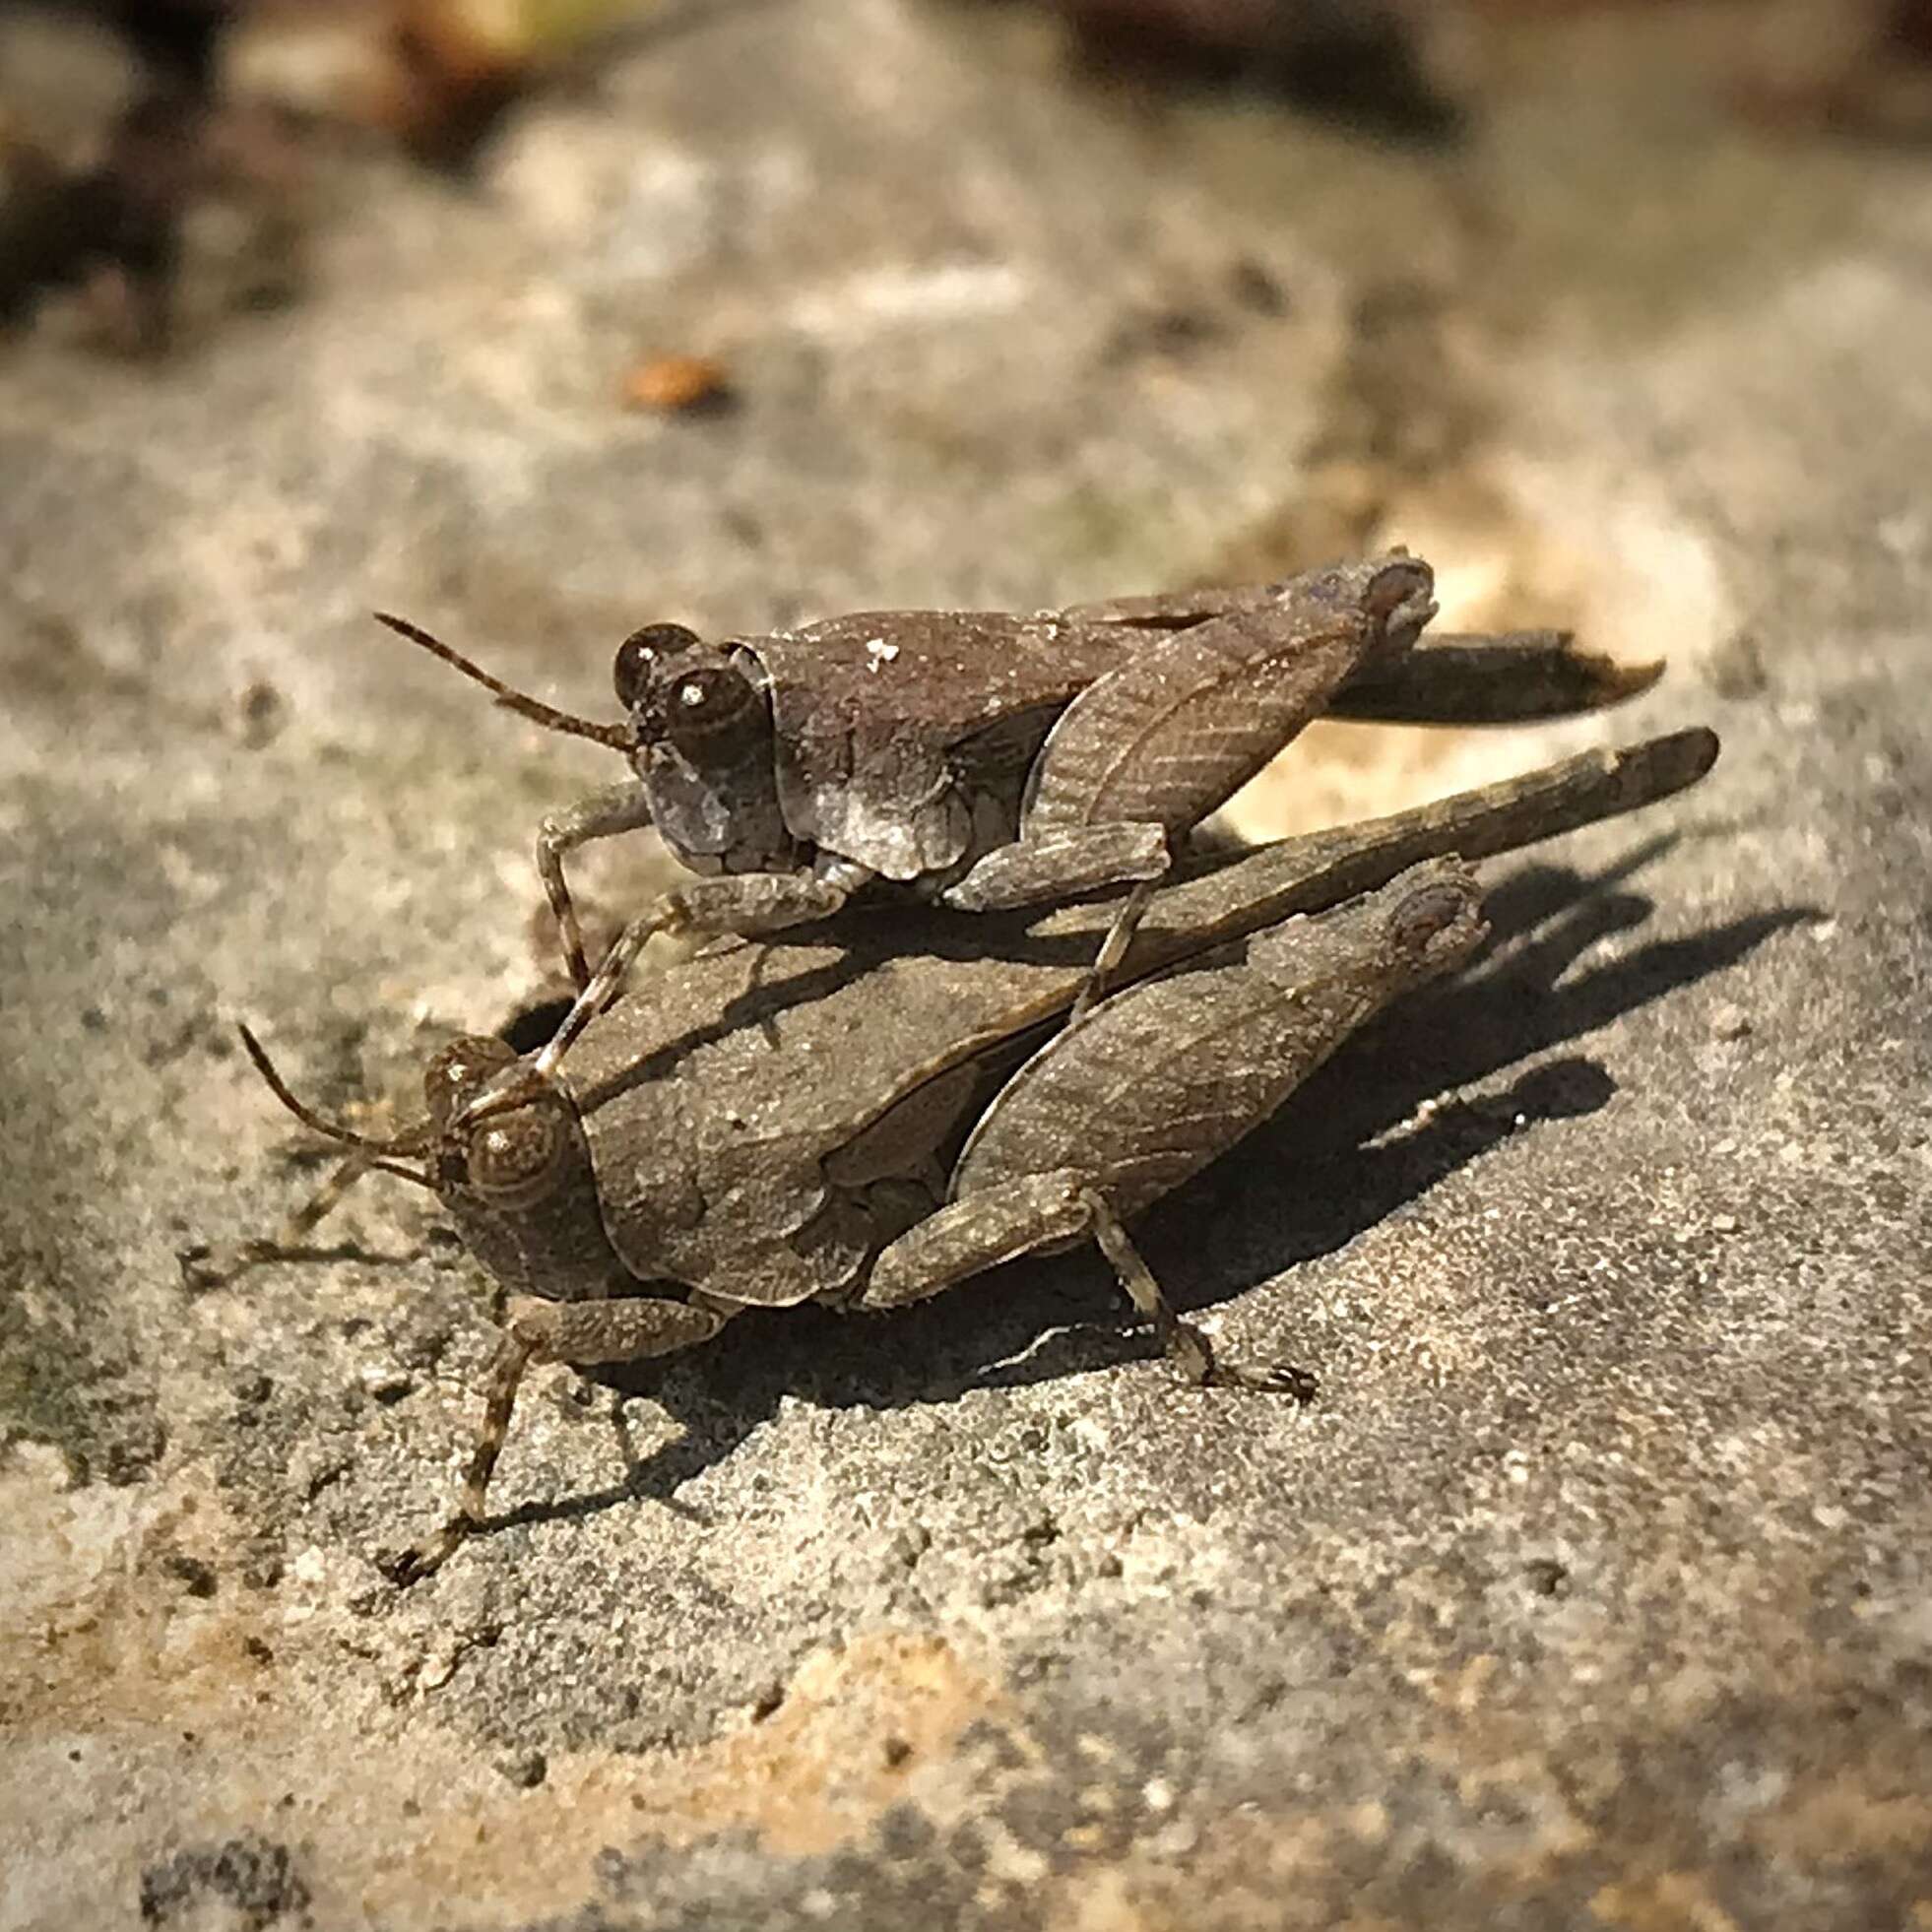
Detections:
423,1035,520,1131
664,662,764,757
613,623,703,709
461,1099,574,1211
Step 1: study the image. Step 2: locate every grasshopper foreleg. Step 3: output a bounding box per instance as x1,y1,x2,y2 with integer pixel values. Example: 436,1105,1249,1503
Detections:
862,1171,1309,1390
527,860,873,1082
539,781,657,990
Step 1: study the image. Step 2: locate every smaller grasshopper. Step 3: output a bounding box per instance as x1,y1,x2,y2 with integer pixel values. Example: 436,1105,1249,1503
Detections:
233,729,1716,1581
377,553,1660,1079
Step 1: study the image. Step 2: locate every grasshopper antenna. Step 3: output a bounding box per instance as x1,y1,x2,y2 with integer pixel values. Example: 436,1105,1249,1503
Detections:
183,1026,436,1289
373,612,631,750
237,1023,438,1190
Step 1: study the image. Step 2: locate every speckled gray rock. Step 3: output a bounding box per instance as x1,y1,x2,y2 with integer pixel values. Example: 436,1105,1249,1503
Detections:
2,5,1930,1928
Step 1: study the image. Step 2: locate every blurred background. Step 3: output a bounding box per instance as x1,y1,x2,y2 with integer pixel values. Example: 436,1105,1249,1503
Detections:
4,6,1931,1928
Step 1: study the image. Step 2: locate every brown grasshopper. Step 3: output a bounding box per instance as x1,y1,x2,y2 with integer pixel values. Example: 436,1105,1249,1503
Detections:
235,727,1716,1581
377,553,1661,1079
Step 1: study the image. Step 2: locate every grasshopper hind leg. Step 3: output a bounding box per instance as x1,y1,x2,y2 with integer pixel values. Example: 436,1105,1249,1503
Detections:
530,860,873,1083
863,1172,1315,1396
1082,1189,1317,1397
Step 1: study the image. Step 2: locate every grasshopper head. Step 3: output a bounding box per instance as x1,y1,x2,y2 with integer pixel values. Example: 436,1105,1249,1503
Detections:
611,623,795,872
234,1024,626,1305
423,1037,623,1302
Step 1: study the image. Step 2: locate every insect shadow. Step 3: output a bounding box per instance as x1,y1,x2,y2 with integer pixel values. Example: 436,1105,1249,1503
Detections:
490,836,1815,1543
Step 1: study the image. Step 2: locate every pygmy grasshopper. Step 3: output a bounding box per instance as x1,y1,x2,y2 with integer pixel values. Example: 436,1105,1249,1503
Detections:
236,728,1716,1581
377,554,1662,1079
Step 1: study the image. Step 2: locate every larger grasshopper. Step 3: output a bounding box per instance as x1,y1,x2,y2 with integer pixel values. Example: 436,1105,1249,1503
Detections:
239,728,1717,1581
378,553,1662,1078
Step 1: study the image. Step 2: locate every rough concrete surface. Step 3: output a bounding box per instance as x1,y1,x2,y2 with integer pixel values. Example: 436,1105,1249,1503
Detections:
3,3,1930,1926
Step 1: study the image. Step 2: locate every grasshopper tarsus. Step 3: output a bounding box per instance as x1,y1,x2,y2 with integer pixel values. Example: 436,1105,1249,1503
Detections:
378,1531,466,1588
1199,1347,1320,1401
